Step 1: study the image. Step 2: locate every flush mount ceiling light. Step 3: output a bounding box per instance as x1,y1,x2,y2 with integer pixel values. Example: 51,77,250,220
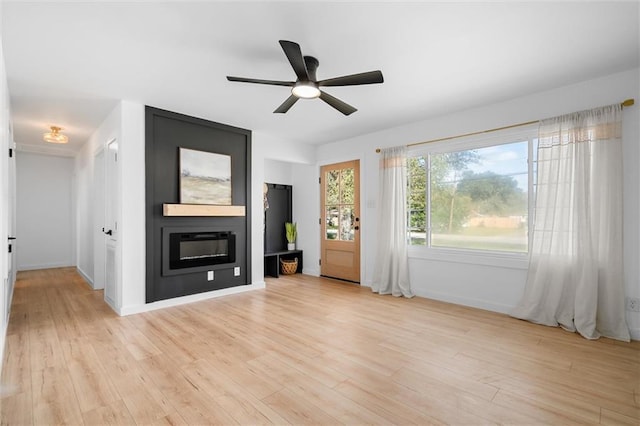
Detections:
291,82,320,99
43,126,68,144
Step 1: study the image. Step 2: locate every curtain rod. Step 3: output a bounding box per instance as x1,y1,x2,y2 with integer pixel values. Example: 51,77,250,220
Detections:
375,98,635,153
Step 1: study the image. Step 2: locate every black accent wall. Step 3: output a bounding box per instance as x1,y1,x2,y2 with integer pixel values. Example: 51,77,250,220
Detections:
264,184,292,253
145,107,251,303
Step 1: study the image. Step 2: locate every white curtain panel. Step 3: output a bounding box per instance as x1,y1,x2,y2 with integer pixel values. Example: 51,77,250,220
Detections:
372,146,413,298
511,104,630,341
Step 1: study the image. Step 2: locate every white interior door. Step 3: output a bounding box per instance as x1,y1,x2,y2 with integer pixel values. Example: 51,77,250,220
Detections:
93,148,105,290
104,138,118,307
6,143,16,318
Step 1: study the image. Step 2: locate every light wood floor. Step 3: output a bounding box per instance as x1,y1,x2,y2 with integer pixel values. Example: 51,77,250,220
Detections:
1,268,639,425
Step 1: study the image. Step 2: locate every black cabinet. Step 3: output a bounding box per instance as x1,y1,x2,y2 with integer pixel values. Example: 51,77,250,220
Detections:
264,250,303,278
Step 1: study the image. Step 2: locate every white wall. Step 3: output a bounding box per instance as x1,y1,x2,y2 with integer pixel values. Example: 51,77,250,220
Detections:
315,68,640,338
75,100,146,310
0,0,12,368
75,101,146,311
15,152,74,270
119,101,146,310
74,144,94,284
292,163,320,276
75,102,121,286
264,159,293,185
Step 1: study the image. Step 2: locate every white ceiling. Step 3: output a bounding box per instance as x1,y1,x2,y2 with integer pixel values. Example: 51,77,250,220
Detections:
2,1,639,156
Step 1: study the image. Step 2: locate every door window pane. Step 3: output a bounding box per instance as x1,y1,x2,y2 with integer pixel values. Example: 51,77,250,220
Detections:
326,170,339,204
326,206,338,240
340,206,354,241
340,168,354,204
325,167,356,241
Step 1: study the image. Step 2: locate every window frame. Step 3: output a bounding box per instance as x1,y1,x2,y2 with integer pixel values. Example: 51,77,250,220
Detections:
407,124,537,269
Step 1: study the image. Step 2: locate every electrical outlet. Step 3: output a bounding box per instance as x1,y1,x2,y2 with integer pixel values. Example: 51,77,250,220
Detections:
626,297,640,312
234,267,240,277
207,271,214,281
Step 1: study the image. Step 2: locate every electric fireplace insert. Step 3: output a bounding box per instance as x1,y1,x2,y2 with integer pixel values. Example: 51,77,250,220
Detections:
162,228,236,275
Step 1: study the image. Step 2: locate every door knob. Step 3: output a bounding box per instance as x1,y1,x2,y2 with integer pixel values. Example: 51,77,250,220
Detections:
105,230,113,236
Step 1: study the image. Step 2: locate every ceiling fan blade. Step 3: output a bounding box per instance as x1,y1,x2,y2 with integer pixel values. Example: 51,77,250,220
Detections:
279,40,309,81
274,95,299,114
318,70,384,87
227,76,294,87
319,91,357,116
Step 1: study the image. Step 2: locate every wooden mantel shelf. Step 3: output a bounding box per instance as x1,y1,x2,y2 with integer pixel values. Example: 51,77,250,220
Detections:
163,204,246,217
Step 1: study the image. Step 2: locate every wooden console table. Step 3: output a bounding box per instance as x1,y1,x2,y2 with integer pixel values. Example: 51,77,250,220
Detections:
264,250,303,278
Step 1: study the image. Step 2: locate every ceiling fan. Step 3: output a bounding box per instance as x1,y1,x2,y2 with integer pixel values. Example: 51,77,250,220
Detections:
227,40,384,116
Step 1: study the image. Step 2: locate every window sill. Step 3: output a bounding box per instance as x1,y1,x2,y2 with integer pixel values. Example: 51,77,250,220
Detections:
408,246,529,270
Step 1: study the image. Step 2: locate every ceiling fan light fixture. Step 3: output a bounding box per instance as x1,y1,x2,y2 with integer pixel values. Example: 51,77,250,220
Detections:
43,126,69,144
291,82,320,99
227,40,383,114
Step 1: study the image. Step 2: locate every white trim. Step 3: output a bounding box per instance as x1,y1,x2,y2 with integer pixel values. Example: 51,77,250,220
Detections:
302,267,320,277
117,282,266,316
76,266,93,287
413,288,514,315
17,262,74,271
92,144,105,158
104,294,117,313
0,320,6,382
407,124,537,264
409,247,528,270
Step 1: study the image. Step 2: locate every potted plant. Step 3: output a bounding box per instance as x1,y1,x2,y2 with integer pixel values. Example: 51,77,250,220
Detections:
285,222,297,250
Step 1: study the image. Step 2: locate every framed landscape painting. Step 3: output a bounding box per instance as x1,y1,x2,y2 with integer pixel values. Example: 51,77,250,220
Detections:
179,147,232,205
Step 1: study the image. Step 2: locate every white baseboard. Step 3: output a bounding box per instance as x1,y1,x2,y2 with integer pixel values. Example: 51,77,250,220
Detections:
75,267,94,287
413,289,640,341
302,267,320,277
0,321,6,387
118,281,266,316
104,295,118,314
363,280,510,313
412,288,514,315
17,262,73,271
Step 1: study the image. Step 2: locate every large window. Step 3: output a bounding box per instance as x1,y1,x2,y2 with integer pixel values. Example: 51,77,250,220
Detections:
408,130,535,254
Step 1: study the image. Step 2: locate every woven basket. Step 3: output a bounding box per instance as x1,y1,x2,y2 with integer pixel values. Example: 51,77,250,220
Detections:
280,257,298,275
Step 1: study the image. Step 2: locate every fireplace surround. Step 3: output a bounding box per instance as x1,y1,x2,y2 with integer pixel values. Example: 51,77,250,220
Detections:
145,106,251,303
